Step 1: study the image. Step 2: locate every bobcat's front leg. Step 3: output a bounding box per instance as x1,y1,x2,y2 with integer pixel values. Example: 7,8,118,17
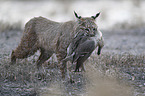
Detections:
55,49,67,78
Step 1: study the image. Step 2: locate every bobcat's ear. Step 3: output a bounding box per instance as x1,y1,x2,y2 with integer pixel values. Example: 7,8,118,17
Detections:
74,11,81,19
91,12,100,19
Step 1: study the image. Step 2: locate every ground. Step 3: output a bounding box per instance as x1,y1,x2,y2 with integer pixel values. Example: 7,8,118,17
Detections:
0,27,145,96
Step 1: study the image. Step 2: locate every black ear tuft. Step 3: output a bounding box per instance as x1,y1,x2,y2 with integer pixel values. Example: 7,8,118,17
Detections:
74,11,81,19
91,12,100,19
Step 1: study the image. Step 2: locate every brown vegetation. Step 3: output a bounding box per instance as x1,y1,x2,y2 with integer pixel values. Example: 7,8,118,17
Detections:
0,53,144,95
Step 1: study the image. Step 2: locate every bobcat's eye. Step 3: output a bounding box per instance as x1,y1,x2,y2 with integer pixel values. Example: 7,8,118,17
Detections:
85,28,90,32
93,28,97,31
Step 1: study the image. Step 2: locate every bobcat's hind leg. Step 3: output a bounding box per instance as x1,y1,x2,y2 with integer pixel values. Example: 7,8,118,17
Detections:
11,42,38,64
36,49,53,69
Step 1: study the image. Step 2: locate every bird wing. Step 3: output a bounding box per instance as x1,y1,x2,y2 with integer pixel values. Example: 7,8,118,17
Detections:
68,33,88,56
73,40,95,62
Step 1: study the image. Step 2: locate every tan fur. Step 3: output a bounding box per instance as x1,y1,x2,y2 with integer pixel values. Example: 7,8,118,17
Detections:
11,12,103,78
11,17,76,63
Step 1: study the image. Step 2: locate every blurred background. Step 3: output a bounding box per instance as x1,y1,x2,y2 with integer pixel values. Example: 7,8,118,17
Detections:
0,1,145,96
0,0,145,32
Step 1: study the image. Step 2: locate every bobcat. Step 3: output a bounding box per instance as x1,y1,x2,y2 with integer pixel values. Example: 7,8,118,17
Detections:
11,11,103,78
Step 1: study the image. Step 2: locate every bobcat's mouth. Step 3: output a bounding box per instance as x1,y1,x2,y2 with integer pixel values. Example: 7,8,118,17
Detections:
86,34,95,37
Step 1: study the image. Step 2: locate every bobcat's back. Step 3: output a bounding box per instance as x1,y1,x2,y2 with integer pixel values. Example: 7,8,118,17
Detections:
27,16,76,52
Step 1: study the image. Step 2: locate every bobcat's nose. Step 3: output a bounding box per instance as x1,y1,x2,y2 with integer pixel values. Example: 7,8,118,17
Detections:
89,31,96,36
89,33,95,37
86,33,95,37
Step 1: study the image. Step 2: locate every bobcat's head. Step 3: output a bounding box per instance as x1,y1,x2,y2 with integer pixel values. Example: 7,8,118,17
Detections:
74,11,100,37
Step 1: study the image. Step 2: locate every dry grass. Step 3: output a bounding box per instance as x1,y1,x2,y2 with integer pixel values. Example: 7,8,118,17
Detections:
88,53,144,73
0,54,61,94
0,54,60,83
84,53,144,96
0,53,144,95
